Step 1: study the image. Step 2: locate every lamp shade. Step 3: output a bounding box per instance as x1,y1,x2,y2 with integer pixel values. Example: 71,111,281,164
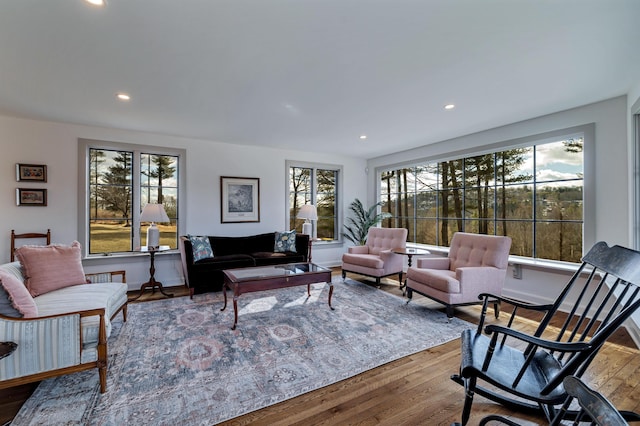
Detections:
297,204,318,221
140,203,170,223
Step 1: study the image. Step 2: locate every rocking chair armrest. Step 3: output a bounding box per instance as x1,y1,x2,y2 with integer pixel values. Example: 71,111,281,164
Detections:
478,293,554,312
484,324,592,352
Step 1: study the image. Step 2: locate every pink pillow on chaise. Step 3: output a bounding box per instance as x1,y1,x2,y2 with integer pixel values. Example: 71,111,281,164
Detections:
0,269,38,317
16,241,87,297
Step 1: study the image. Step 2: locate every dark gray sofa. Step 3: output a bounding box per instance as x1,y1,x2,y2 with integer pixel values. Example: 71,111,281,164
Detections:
179,232,310,297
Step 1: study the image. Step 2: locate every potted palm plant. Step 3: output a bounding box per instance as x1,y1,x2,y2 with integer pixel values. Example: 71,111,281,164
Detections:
342,198,392,245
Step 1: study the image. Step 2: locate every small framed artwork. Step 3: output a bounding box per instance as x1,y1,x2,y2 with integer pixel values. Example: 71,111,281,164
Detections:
220,176,260,223
16,188,48,206
16,164,47,182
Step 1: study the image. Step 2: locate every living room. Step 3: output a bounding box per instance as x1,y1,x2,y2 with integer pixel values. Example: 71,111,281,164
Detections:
2,1,640,424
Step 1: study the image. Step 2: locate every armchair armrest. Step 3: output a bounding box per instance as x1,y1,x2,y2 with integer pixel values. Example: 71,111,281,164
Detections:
379,249,399,261
484,324,591,352
478,292,554,312
416,257,450,270
348,246,369,254
456,267,507,293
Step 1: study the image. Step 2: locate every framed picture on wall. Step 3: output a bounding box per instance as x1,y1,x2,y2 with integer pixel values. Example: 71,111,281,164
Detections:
16,164,47,182
16,188,48,206
220,176,260,223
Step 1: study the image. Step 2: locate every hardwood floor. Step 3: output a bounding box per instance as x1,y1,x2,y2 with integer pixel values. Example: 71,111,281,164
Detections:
2,270,639,425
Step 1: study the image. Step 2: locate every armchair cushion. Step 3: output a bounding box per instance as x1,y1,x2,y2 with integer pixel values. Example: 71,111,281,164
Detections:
407,268,459,293
16,241,87,297
342,253,384,269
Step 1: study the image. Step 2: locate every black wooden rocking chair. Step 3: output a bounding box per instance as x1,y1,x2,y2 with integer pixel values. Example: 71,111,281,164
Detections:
451,241,640,425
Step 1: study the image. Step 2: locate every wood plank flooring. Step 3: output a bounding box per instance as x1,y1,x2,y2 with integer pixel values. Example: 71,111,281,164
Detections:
2,270,639,425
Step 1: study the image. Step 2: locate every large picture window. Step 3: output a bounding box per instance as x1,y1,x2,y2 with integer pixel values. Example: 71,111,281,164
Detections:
287,161,341,242
379,137,584,262
80,140,184,255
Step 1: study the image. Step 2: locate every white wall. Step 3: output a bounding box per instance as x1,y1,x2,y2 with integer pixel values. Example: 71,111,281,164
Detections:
1,115,366,289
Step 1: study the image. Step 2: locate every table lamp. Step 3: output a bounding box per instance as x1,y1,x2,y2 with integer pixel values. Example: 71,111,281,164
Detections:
140,203,170,249
297,204,317,236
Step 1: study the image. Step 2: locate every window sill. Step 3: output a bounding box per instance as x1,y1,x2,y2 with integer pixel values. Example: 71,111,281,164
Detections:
409,243,582,275
83,249,179,262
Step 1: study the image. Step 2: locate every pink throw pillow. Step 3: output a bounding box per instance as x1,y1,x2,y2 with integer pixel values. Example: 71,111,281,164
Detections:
16,241,87,297
0,269,38,317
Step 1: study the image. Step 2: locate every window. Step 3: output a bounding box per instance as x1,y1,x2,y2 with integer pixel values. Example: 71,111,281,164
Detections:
80,140,185,255
287,161,341,242
379,137,584,262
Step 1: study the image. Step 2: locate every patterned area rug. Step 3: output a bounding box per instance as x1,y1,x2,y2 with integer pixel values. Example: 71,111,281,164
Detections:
12,278,471,425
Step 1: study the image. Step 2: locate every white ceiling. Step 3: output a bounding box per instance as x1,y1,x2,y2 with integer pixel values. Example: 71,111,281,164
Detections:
1,1,639,159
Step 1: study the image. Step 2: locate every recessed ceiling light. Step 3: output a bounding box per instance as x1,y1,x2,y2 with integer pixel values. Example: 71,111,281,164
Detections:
85,0,106,6
360,135,367,140
444,104,455,110
116,93,131,101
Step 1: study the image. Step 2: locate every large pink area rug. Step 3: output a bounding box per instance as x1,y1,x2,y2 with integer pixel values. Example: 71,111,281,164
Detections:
12,278,471,425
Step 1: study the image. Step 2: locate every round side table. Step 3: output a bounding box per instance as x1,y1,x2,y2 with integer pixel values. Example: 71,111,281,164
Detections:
392,247,430,294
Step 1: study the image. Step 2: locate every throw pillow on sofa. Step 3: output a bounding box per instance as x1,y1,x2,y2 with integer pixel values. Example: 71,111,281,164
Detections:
274,230,297,253
0,269,38,317
188,235,214,262
15,241,87,297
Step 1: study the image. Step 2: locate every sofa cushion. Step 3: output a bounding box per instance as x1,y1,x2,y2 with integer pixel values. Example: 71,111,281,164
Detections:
16,241,87,297
251,251,287,259
274,230,297,253
188,235,214,262
0,269,38,317
35,282,128,343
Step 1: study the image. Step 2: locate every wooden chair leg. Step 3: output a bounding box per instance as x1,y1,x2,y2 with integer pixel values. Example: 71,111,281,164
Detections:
493,300,501,319
446,305,454,319
461,376,477,426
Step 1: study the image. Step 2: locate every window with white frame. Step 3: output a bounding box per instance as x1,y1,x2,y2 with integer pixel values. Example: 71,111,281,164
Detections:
80,139,185,255
379,135,585,263
287,161,341,242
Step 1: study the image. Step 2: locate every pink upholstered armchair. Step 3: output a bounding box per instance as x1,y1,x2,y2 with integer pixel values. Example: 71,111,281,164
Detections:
405,232,511,319
341,227,408,286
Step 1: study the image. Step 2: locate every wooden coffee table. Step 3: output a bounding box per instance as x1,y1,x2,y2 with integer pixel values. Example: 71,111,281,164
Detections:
222,263,333,330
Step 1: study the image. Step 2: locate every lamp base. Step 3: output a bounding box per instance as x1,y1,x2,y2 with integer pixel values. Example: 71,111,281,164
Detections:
146,223,159,249
302,222,312,236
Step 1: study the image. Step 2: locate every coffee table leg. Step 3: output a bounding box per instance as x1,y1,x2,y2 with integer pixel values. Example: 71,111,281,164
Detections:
307,283,311,297
232,295,239,330
328,282,334,310
221,282,229,312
